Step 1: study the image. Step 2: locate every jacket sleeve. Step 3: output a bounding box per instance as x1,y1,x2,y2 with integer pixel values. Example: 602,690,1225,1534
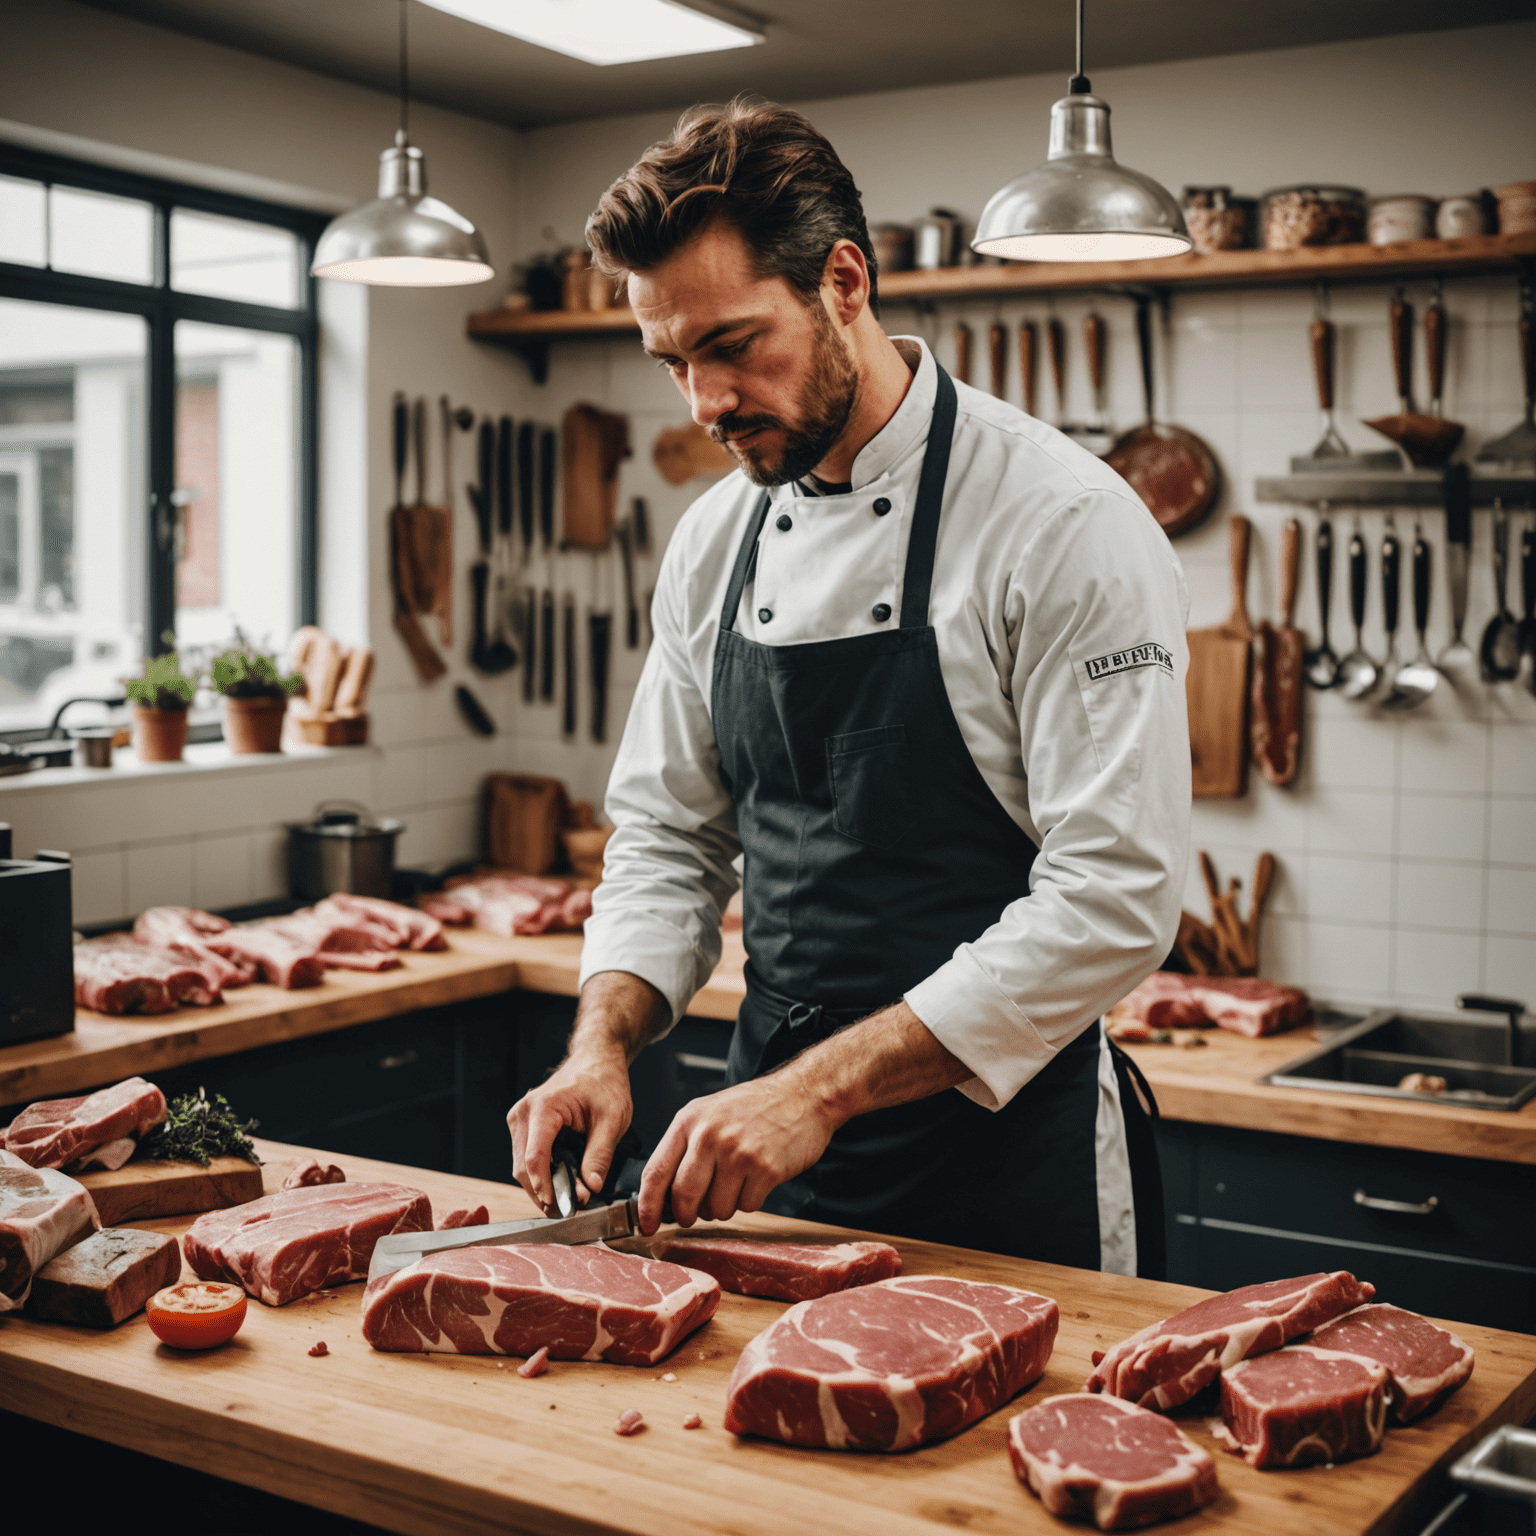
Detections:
904,491,1191,1109
578,534,742,1034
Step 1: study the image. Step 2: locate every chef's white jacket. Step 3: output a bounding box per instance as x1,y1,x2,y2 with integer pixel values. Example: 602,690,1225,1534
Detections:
582,336,1191,1118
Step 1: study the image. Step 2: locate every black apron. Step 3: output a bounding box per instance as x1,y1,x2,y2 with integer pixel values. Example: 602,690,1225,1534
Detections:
709,364,1164,1277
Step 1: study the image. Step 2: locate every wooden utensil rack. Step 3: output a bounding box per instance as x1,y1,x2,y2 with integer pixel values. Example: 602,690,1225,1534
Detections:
469,233,1536,379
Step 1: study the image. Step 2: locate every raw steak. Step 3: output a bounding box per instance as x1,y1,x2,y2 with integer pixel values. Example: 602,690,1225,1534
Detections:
1216,1343,1388,1468
1108,973,1309,1039
361,1244,720,1365
4,1078,168,1171
1008,1394,1219,1531
184,1181,431,1305
422,874,592,936
1087,1271,1374,1410
1310,1303,1475,1423
637,1230,901,1301
1107,974,1210,1034
133,907,257,988
313,893,448,951
28,1226,181,1327
69,1137,137,1173
205,924,326,989
74,936,223,1013
0,1149,100,1312
724,1274,1058,1451
282,1158,346,1190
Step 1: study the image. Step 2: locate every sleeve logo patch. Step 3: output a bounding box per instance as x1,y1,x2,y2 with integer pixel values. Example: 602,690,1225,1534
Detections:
1085,642,1174,682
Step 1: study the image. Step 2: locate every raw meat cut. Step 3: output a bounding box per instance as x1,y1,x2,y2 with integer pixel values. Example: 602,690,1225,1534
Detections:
0,1149,100,1312
184,1181,431,1306
1310,1303,1475,1423
421,874,592,937
1087,1271,1375,1410
28,1226,181,1327
636,1230,901,1301
724,1274,1058,1451
282,1158,345,1190
1216,1344,1388,1468
74,935,224,1013
4,1078,168,1171
133,908,257,988
69,1137,137,1173
1108,973,1310,1039
439,1205,488,1230
204,924,326,989
313,893,448,951
1008,1394,1219,1531
361,1244,720,1365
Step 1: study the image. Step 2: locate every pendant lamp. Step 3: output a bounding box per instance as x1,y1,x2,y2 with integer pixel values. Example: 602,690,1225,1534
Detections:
312,0,494,286
972,0,1190,263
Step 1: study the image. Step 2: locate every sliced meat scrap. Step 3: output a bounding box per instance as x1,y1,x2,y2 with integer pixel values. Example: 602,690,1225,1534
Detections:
724,1274,1058,1452
184,1181,432,1306
4,1078,168,1171
281,1158,346,1190
1009,1393,1219,1531
1310,1303,1475,1423
133,907,257,988
0,1150,100,1312
260,911,401,960
1216,1343,1389,1468
313,893,448,951
206,925,326,989
438,1205,488,1230
1107,974,1210,1035
425,874,591,936
638,1230,901,1301
68,1137,138,1173
361,1244,720,1365
1108,973,1309,1039
1086,1271,1374,1410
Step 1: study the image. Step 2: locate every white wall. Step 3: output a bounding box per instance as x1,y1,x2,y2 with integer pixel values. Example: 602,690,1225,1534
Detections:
494,20,1536,1015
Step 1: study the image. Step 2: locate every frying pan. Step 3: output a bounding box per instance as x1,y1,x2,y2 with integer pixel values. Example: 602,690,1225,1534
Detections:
1105,297,1219,540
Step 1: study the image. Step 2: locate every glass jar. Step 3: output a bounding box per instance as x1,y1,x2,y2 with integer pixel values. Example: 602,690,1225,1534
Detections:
1180,187,1256,253
1261,185,1367,249
1369,195,1435,245
1436,194,1489,239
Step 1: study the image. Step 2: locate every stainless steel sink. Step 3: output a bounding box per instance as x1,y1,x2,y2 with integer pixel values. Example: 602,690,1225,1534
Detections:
1263,1002,1536,1112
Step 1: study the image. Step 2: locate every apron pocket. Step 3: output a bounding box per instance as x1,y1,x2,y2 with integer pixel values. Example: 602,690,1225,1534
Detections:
827,725,918,849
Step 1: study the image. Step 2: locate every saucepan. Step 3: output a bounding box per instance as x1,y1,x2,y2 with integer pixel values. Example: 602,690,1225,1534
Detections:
287,800,404,901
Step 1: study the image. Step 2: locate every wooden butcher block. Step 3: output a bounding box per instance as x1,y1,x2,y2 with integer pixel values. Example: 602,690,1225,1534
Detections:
3,1139,1535,1536
76,1154,264,1225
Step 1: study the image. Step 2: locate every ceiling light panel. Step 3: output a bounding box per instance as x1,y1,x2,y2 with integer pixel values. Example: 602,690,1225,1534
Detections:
419,0,762,65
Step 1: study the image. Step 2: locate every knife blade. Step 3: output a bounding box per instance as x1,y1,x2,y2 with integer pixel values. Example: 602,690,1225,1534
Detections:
367,1198,641,1283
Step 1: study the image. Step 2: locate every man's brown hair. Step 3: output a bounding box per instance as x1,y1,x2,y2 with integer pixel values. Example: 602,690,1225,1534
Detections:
586,98,879,314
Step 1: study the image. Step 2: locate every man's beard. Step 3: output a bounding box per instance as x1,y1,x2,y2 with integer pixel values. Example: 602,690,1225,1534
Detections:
709,304,859,488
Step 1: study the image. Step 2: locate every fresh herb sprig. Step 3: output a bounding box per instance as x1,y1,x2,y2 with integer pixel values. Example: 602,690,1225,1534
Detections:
139,1087,260,1167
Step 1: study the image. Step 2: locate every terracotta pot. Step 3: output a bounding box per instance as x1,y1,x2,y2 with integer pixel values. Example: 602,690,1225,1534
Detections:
133,704,189,763
224,694,287,754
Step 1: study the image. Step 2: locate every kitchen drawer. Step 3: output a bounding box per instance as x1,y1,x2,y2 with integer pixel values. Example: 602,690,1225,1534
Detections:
1199,1125,1536,1271
1155,1121,1200,1285
1193,1218,1536,1335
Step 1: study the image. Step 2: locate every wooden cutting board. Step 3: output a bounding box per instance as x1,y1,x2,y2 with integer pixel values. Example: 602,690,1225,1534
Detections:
1252,517,1304,785
1188,512,1253,798
76,1155,264,1225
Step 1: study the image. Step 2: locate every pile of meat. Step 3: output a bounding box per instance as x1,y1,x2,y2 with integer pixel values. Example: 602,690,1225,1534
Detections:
1107,971,1311,1040
420,873,592,937
1,1077,166,1173
77,895,450,1015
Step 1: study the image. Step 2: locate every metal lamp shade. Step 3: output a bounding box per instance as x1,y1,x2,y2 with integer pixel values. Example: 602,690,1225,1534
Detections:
973,92,1190,263
312,139,493,287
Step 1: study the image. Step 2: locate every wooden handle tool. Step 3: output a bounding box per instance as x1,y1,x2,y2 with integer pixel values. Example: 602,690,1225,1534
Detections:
953,322,972,385
1019,320,1038,416
988,321,1007,398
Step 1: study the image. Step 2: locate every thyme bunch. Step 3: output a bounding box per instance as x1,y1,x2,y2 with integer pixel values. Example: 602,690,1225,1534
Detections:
139,1087,260,1166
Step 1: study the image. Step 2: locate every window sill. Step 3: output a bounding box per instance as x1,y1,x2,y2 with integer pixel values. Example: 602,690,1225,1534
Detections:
0,739,379,798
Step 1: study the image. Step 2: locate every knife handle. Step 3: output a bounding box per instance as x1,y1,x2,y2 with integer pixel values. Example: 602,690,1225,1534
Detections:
1316,516,1333,638
1280,517,1301,628
1413,530,1432,636
496,417,513,537
953,322,972,385
1381,525,1400,637
1349,524,1368,632
392,392,408,503
1019,320,1037,417
1389,292,1414,407
562,595,577,738
1425,297,1447,405
540,590,556,701
988,321,1006,398
1310,318,1335,412
522,592,537,703
540,427,558,547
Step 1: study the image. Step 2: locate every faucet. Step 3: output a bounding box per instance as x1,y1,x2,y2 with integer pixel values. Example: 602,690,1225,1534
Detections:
47,696,127,738
1458,993,1529,1068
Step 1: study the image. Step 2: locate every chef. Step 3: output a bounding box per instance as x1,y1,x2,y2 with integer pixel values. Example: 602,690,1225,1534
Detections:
508,100,1190,1277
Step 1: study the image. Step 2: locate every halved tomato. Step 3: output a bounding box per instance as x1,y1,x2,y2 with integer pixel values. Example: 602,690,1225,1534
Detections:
146,1281,248,1350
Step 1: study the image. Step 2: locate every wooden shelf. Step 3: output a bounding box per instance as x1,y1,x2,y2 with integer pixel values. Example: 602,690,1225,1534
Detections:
468,233,1536,377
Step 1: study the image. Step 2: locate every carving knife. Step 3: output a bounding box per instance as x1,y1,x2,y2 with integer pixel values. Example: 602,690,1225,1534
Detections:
540,426,558,701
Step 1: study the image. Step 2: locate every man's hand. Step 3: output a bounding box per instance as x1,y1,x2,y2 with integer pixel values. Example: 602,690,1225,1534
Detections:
507,970,667,1213
637,1070,839,1233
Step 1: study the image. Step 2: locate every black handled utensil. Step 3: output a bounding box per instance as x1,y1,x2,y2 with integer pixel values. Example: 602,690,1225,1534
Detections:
1380,516,1401,693
1439,463,1475,674
1337,517,1378,699
1303,509,1339,689
590,609,612,741
1385,522,1437,710
540,428,558,702
1518,514,1536,694
617,520,638,648
1480,500,1521,683
562,592,577,738
455,683,496,737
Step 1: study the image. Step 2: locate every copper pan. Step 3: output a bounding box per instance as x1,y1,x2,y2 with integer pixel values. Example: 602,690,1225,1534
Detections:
1105,297,1219,539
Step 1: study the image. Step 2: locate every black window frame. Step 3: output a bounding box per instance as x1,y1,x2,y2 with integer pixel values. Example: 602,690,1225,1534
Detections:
0,142,327,689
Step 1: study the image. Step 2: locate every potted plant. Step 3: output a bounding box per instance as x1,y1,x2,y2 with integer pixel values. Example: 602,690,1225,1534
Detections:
124,642,196,762
210,632,303,755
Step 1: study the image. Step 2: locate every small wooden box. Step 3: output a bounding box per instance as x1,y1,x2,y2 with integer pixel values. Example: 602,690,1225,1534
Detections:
294,711,369,746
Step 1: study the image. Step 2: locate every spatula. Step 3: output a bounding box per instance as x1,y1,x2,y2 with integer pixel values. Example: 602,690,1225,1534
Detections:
1251,517,1304,786
1187,513,1253,799
1291,288,1397,472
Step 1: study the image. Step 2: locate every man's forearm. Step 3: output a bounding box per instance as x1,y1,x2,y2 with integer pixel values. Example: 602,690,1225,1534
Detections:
570,969,672,1064
776,1001,972,1127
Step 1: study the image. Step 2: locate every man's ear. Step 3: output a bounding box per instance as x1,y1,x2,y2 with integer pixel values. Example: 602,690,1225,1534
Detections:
821,239,870,327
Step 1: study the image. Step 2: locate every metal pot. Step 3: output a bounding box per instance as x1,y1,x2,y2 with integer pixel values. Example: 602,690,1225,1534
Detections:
287,800,403,900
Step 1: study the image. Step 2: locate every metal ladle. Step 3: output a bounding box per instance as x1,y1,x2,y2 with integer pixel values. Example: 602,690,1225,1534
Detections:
1303,506,1340,689
1384,520,1438,710
1337,516,1379,699
1480,500,1521,682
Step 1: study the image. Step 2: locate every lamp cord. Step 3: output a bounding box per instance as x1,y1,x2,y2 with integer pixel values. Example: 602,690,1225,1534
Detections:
398,0,409,146
1069,0,1090,93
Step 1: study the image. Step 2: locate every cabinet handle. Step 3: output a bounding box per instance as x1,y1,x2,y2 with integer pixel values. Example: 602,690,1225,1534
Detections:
675,1052,728,1074
379,1049,419,1070
1354,1188,1438,1216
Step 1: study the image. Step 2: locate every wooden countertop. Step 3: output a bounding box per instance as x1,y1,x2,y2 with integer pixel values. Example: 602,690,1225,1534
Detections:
7,930,1536,1164
3,1138,1532,1536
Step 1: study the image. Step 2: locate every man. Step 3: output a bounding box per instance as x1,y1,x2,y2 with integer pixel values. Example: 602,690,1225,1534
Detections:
508,100,1189,1276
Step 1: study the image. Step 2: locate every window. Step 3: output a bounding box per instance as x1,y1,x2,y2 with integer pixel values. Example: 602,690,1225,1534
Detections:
0,145,323,734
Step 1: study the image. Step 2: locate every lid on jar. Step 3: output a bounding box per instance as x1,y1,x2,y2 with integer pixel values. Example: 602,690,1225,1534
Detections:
288,799,403,838
1262,185,1366,200
1182,186,1232,206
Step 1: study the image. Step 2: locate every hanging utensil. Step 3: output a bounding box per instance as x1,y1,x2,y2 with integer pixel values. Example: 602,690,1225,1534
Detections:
988,321,1007,398
617,519,639,648
496,415,522,663
454,683,496,737
1303,507,1339,689
1019,319,1038,417
1047,315,1068,429
1251,517,1304,786
1363,288,1464,468
590,605,612,741
390,391,445,682
953,322,973,386
1438,464,1476,676
1518,515,1536,693
562,591,577,738
1478,276,1536,465
1480,500,1522,682
518,420,537,703
540,427,558,702
1105,296,1219,539
1292,285,1397,471
1337,516,1378,700
1080,311,1112,455
1379,515,1402,696
1384,521,1438,710
434,395,455,645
